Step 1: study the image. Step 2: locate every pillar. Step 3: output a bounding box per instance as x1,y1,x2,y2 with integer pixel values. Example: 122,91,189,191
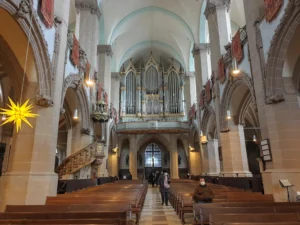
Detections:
205,0,232,174
66,128,72,157
97,45,113,177
71,124,91,154
220,123,252,177
200,143,210,175
129,135,137,180
0,1,71,211
207,139,220,176
170,135,179,179
189,150,202,176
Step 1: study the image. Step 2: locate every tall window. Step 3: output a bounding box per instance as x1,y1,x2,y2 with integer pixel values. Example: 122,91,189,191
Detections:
144,143,161,167
145,66,160,94
168,71,180,113
126,72,136,114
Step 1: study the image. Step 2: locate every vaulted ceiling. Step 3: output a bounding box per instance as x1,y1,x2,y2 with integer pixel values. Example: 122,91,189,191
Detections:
99,0,246,73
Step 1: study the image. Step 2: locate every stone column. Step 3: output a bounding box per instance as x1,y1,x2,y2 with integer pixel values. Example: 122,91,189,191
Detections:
207,139,220,175
170,135,179,179
189,150,202,176
97,45,113,177
0,1,71,211
129,135,138,180
205,0,232,173
200,143,210,175
66,128,72,157
220,122,252,177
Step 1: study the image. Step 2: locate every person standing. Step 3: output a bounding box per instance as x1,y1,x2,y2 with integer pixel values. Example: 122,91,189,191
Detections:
127,172,132,180
155,171,160,187
193,178,214,203
159,171,171,206
149,172,155,187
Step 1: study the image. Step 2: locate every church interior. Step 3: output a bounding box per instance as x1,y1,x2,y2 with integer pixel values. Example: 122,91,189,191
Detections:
0,0,300,224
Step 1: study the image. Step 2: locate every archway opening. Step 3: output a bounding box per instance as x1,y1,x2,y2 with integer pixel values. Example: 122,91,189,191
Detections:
177,139,188,179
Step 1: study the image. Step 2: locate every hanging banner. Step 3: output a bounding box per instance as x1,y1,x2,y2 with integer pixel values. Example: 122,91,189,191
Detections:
71,34,79,66
232,30,243,63
264,0,283,22
85,61,91,81
40,0,54,28
199,90,205,109
218,57,226,84
205,80,212,103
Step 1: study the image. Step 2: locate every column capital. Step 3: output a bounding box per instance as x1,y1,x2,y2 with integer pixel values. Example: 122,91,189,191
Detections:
204,0,231,19
97,45,113,57
192,44,210,57
75,0,101,18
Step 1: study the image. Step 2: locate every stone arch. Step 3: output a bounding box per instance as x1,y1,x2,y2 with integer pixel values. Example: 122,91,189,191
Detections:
176,134,189,158
265,0,300,104
61,74,90,129
220,73,256,130
136,134,171,152
0,1,53,97
201,104,216,138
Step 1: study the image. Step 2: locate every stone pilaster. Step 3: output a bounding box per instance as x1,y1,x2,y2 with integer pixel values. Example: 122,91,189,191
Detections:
170,136,179,179
220,123,252,177
129,135,138,180
66,128,72,157
200,143,210,175
207,140,221,175
0,0,72,211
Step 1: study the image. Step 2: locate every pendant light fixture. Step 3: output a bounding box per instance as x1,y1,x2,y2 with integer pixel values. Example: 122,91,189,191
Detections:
200,130,203,136
227,110,231,119
1,114,6,121
253,135,257,142
232,57,240,75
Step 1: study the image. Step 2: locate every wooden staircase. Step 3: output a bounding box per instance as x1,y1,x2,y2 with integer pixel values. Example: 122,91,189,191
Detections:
56,141,105,179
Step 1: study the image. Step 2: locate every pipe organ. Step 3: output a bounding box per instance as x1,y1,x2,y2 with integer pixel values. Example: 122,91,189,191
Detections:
120,55,185,122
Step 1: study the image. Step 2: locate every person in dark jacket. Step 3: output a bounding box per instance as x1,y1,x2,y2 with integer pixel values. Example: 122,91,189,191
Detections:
155,171,160,187
193,178,214,203
127,172,132,180
149,172,155,187
159,171,171,206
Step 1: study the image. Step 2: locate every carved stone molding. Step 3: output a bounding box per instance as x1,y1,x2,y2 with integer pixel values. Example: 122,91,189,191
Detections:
36,95,53,107
1,0,53,97
220,73,256,130
201,104,216,135
75,0,101,18
97,45,113,57
192,44,210,57
78,47,87,75
60,107,66,114
81,128,91,135
264,0,300,104
204,0,231,19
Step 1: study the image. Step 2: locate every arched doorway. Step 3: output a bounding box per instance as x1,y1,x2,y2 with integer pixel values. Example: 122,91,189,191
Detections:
138,142,170,181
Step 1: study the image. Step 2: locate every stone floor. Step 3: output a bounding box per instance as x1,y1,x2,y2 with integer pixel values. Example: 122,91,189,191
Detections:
138,185,193,225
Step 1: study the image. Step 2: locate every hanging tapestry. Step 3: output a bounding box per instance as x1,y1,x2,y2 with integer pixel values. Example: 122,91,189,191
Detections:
232,30,243,63
264,0,283,22
71,34,79,66
205,80,212,103
218,57,226,84
199,90,205,109
39,0,54,28
85,62,91,81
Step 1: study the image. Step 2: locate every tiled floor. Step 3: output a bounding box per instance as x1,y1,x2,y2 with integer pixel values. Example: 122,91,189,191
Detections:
138,186,188,225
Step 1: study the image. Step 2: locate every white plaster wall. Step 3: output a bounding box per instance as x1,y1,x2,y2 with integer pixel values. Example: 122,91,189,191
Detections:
260,0,288,61
33,0,56,61
120,148,129,169
110,76,120,109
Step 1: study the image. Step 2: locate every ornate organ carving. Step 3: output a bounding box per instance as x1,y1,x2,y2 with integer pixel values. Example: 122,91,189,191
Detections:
120,54,185,121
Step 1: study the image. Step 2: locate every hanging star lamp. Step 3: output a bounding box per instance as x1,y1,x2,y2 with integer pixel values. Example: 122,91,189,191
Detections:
0,11,38,132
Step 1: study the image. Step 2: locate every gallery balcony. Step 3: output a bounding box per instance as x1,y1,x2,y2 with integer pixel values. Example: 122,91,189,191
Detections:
116,121,190,134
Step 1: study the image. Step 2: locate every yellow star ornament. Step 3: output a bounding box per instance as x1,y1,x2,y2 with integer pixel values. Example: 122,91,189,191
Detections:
0,97,39,132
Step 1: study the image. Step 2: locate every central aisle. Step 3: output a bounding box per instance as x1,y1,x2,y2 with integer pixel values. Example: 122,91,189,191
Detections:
138,185,183,225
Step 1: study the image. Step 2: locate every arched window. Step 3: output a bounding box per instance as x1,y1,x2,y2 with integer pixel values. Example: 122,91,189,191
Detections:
168,71,180,113
145,66,160,94
126,72,136,114
145,143,161,167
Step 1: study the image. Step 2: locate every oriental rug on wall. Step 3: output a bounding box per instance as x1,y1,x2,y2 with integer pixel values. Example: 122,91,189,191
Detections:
232,30,243,63
71,34,79,66
39,0,54,28
218,57,226,84
205,80,212,103
264,0,283,22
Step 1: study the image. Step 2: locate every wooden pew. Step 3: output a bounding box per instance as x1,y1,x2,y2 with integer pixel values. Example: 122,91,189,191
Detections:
209,213,300,225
